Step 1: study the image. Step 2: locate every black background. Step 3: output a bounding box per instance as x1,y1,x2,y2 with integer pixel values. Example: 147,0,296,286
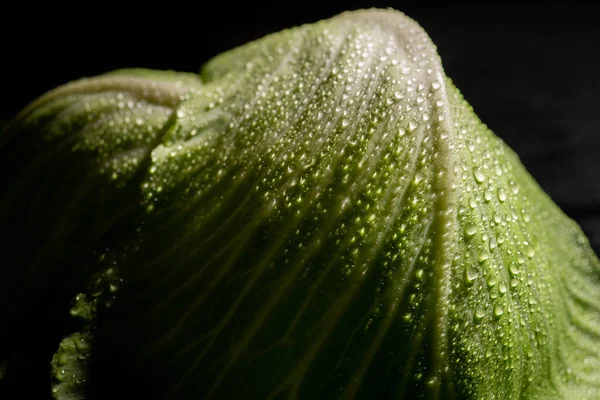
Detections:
2,1,599,253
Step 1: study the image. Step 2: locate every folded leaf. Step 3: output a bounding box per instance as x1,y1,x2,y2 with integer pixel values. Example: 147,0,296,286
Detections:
1,8,599,400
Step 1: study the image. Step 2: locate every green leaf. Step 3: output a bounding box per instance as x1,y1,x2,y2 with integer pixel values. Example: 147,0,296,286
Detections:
1,8,599,400
0,69,202,397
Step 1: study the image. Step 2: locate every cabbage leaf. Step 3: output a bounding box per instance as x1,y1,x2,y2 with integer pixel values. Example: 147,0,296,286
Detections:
1,9,599,400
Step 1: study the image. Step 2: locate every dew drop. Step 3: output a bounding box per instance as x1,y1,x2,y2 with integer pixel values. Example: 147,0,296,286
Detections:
466,266,479,282
509,263,520,275
493,212,502,224
526,245,536,258
497,188,507,202
516,252,525,265
468,197,477,209
464,223,477,238
478,250,489,263
474,307,485,320
499,281,507,294
494,305,504,317
484,189,493,203
472,167,485,184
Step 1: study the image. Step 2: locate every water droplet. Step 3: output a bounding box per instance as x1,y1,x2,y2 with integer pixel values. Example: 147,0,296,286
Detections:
469,197,477,209
401,66,411,75
487,275,498,287
394,91,403,99
494,305,504,317
499,281,507,294
467,141,475,152
516,252,525,265
478,250,489,263
466,266,479,282
426,376,438,387
509,263,520,275
497,189,507,203
527,275,534,285
483,189,493,203
474,306,485,320
464,223,477,238
432,81,441,90
408,121,418,132
472,167,485,184
526,245,536,258
399,128,407,137
493,212,502,224
341,118,350,127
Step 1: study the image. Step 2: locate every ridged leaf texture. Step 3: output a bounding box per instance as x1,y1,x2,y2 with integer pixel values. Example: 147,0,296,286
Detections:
1,9,599,400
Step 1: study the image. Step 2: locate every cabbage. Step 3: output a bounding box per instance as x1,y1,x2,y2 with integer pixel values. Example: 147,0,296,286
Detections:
1,9,599,400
